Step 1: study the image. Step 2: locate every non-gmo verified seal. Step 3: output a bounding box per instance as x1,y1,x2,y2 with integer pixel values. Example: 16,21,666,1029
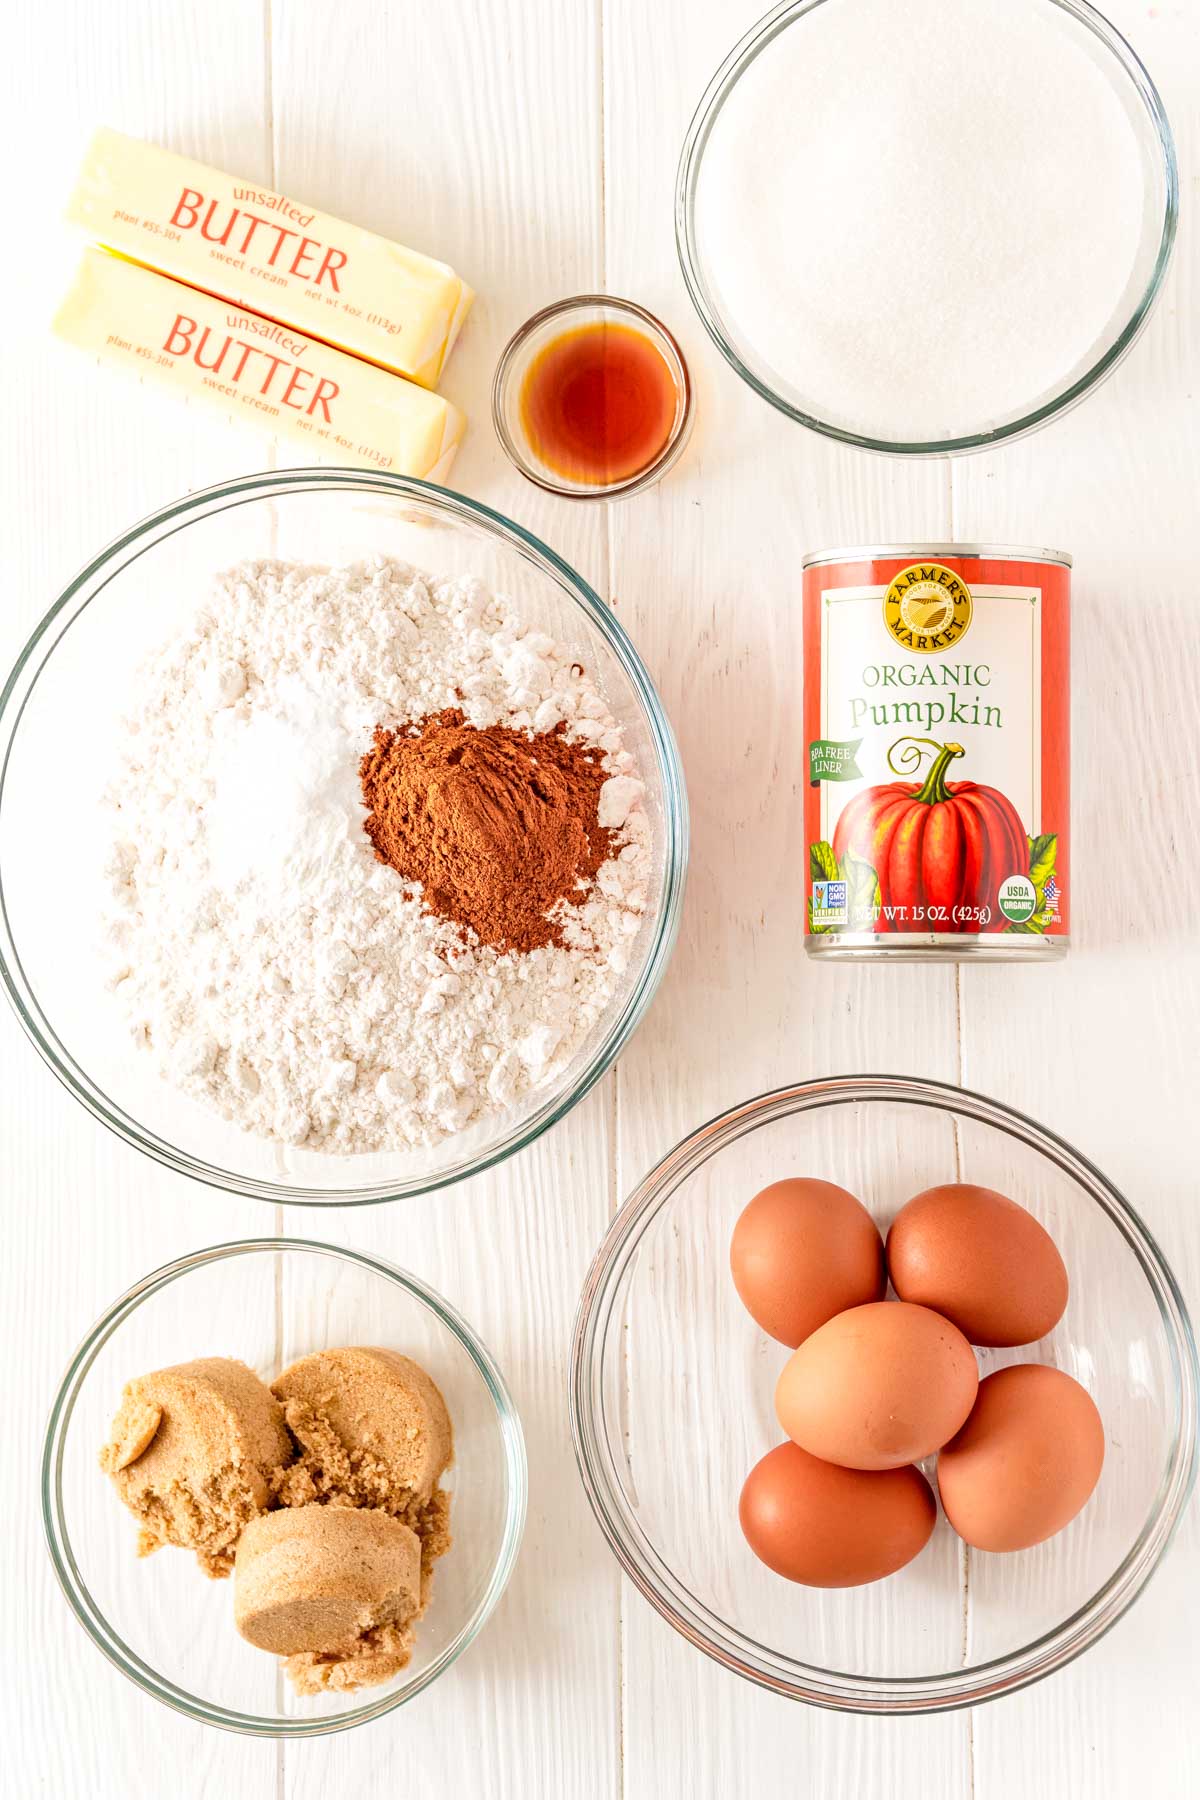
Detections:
811,879,848,926
998,874,1037,924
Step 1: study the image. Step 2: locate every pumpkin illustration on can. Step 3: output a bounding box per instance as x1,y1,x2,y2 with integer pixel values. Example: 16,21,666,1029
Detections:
803,546,1069,960
832,738,1028,935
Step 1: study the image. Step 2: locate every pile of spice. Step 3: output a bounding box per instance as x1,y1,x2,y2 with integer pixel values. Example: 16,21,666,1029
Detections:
103,556,650,1153
360,707,617,953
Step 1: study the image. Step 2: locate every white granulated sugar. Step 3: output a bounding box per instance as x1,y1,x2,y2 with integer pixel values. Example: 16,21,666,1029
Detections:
104,557,650,1154
695,0,1147,441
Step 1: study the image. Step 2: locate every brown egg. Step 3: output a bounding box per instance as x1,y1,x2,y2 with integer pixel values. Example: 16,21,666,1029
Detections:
887,1182,1068,1347
938,1363,1104,1551
739,1441,936,1587
776,1301,978,1470
730,1177,886,1348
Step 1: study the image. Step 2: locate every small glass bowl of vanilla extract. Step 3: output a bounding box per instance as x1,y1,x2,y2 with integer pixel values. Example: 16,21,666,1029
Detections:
492,295,693,499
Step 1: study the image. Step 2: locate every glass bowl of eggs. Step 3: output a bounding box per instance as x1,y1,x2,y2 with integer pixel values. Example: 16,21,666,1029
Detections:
569,1075,1198,1713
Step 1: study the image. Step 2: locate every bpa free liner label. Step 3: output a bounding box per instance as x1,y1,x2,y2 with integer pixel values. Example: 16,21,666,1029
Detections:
809,737,863,785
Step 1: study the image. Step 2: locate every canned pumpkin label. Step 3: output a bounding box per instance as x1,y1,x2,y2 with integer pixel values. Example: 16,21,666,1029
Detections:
802,550,1069,945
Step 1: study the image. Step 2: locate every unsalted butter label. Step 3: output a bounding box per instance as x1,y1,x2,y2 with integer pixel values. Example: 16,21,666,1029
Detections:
53,248,465,480
67,127,473,390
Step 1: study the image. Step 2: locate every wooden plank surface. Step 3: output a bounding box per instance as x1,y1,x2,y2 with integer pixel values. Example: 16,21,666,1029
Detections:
1,1,1197,1796
951,10,1200,1792
1,6,281,1795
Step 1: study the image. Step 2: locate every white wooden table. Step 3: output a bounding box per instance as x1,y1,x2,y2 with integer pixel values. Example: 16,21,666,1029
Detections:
3,2,1198,1794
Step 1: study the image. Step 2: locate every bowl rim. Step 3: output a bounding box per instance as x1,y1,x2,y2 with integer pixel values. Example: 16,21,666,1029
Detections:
0,467,689,1204
675,0,1180,458
569,1074,1200,1714
491,293,695,499
41,1235,529,1738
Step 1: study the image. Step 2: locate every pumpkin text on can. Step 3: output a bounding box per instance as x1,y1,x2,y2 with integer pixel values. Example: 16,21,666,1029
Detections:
803,545,1070,960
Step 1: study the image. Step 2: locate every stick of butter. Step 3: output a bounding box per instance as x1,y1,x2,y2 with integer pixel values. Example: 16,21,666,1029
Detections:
67,127,473,390
54,248,465,481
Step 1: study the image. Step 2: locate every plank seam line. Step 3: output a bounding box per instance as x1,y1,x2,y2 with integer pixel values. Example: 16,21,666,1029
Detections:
597,0,607,296
263,1,287,1784
950,423,973,1797
595,1,625,1792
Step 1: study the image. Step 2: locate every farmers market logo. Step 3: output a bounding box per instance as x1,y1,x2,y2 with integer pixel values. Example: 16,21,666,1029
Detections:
883,563,972,654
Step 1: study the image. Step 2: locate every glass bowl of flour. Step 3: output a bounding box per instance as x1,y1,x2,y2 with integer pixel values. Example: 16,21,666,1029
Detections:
0,471,687,1203
677,0,1178,454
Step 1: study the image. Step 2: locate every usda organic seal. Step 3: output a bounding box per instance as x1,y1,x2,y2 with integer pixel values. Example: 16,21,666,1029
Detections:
997,875,1038,925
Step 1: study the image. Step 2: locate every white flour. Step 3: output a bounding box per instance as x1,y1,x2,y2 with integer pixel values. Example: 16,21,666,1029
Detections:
695,0,1147,441
104,557,650,1153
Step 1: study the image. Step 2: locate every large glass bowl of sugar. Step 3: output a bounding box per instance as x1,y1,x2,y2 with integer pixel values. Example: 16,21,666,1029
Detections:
677,0,1177,454
0,470,688,1204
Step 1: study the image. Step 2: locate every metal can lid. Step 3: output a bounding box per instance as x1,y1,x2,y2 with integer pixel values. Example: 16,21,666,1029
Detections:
801,542,1073,571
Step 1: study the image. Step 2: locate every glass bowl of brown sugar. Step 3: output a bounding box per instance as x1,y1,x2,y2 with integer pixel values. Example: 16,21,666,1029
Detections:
44,1238,527,1735
0,470,688,1204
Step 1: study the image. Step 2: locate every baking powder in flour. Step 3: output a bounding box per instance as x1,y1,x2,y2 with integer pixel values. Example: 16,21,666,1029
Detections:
104,557,650,1153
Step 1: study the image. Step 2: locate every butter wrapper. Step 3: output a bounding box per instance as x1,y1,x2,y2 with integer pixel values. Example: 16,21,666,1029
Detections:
54,248,464,481
67,127,473,390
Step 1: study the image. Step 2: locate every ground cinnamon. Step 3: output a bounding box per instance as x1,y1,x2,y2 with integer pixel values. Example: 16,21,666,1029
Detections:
360,708,616,953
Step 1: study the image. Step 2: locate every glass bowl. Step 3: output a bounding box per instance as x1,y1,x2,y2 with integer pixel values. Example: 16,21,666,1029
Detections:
570,1076,1198,1713
676,0,1179,456
42,1238,527,1737
0,469,687,1203
492,295,694,499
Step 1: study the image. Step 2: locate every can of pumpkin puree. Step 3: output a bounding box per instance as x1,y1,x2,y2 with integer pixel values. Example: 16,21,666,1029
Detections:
803,545,1069,960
